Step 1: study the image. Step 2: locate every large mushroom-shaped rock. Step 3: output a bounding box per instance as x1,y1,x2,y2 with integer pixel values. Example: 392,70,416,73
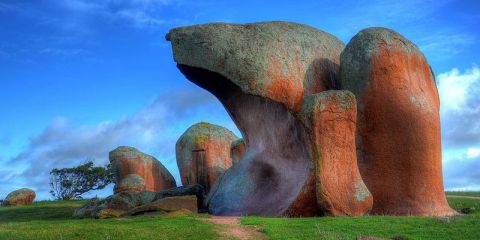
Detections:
176,122,239,192
339,27,455,216
230,139,246,164
167,21,369,216
110,146,176,193
3,188,35,206
300,90,373,216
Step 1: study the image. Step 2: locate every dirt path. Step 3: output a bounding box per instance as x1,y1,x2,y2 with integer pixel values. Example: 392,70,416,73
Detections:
200,216,267,240
447,195,480,200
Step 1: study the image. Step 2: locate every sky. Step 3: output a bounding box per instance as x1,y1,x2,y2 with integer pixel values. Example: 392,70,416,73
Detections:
0,0,479,200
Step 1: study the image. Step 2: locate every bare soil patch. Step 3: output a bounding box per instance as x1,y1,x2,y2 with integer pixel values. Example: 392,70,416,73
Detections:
200,216,267,240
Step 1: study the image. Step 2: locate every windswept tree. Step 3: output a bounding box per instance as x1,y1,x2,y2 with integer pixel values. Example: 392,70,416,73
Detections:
49,160,115,200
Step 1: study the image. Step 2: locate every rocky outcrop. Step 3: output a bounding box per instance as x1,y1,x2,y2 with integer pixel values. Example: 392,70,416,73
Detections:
339,27,456,216
73,184,205,218
176,122,239,192
110,146,176,193
300,90,373,216
168,21,356,217
2,188,35,206
230,139,246,164
128,195,198,215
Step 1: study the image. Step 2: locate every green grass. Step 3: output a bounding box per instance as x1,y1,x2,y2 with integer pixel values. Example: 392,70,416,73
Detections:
0,200,218,240
1,195,479,240
242,197,480,240
446,191,480,197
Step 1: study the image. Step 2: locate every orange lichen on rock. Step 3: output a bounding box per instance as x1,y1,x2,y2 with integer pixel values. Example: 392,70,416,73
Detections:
110,146,176,193
176,122,239,192
3,188,36,206
301,90,372,216
340,27,455,216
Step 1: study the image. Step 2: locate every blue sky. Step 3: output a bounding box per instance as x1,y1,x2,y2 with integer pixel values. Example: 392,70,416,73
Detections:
0,0,479,200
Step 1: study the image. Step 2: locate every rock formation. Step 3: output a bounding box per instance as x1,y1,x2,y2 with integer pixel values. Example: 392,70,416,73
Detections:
167,21,371,217
3,188,35,206
339,27,455,216
300,90,373,216
74,184,205,218
230,139,246,164
110,146,176,193
128,195,198,215
176,122,239,192
115,174,146,193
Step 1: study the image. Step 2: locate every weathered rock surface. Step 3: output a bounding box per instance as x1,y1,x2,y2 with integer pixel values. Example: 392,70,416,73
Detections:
115,174,146,193
110,146,176,193
176,122,239,192
73,184,205,218
167,21,345,216
230,139,246,164
128,195,197,215
300,90,373,216
339,27,455,216
3,188,35,206
161,208,193,218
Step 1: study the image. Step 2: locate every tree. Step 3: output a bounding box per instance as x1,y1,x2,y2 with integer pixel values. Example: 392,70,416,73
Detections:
49,160,115,200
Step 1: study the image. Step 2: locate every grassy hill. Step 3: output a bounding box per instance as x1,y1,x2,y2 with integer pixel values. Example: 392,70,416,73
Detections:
0,194,479,240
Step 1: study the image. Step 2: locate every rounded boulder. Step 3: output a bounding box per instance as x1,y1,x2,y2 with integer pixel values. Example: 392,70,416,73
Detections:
3,188,36,206
339,27,456,216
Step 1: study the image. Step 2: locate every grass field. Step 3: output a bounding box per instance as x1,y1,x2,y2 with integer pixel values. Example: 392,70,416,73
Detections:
445,191,480,197
0,200,218,240
0,195,479,240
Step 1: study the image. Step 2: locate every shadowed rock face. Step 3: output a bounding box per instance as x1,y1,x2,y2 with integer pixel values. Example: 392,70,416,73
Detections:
3,188,35,206
340,27,456,216
167,21,352,216
110,146,176,193
176,122,239,192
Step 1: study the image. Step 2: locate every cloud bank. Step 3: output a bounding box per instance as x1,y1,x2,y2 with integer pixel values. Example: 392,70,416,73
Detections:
0,87,240,199
438,65,480,190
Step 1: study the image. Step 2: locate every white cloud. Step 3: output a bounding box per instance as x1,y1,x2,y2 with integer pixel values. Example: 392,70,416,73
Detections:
438,66,480,112
59,0,177,29
419,33,475,61
40,48,88,56
0,2,16,12
467,148,480,158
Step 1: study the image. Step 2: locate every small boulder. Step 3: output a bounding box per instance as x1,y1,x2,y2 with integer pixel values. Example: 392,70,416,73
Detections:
110,146,176,193
3,188,35,206
176,122,239,192
461,207,475,214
